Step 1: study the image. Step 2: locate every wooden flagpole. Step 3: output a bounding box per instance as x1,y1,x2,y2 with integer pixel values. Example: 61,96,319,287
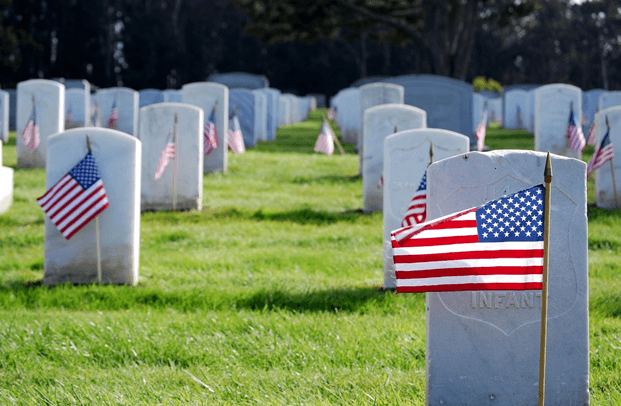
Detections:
429,139,434,164
321,111,345,155
172,113,178,211
605,116,620,207
538,151,553,406
86,135,103,284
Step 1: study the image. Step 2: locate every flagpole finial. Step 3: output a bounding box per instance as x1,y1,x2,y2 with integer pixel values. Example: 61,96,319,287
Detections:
544,152,552,184
86,134,92,152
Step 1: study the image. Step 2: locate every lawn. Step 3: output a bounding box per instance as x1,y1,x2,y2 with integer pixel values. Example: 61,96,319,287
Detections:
0,112,619,405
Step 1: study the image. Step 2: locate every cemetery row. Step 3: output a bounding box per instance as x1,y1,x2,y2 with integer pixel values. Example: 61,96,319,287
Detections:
0,73,600,405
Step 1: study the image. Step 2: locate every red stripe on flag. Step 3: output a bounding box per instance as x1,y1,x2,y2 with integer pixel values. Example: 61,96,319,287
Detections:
393,248,545,263
396,265,543,279
63,201,109,240
396,282,543,293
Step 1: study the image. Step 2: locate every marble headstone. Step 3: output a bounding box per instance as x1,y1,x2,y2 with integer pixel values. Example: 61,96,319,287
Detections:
359,82,404,171
593,107,621,209
528,88,537,134
362,104,426,212
8,89,16,131
208,72,269,89
0,90,8,142
43,128,141,286
279,96,291,127
16,79,65,168
256,88,280,141
487,97,502,124
139,103,203,211
139,89,164,108
181,82,229,173
503,89,531,130
65,88,90,128
332,88,360,144
383,129,469,289
534,84,582,159
582,89,605,127
252,90,268,142
0,141,13,213
163,90,183,103
598,91,621,112
424,150,588,406
472,93,486,133
96,87,139,135
230,89,258,148
283,94,300,124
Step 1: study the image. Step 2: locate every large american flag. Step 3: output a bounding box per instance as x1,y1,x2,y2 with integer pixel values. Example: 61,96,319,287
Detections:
475,107,488,152
391,185,545,293
227,114,245,154
107,98,118,128
204,107,219,155
37,151,109,240
567,110,586,151
587,127,614,178
22,101,40,151
401,169,427,227
314,120,334,155
154,123,176,180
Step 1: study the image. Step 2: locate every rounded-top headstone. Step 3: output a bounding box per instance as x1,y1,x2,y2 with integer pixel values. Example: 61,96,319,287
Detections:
96,87,139,136
593,106,621,209
0,90,8,142
65,88,90,128
43,128,141,286
598,90,621,111
208,72,269,89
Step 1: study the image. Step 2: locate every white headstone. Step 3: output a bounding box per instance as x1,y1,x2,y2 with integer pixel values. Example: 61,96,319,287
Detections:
0,164,13,214
582,89,605,127
503,89,531,130
472,93,486,133
208,72,269,89
534,84,582,159
359,83,405,172
65,88,90,128
279,96,291,127
593,107,621,209
423,150,588,405
139,89,164,108
598,91,621,111
487,97,502,124
16,79,65,168
181,82,229,173
256,88,280,141
363,104,426,212
332,88,360,144
43,128,141,286
528,88,537,134
96,87,139,136
0,90,8,142
383,129,469,289
252,90,268,142
163,90,183,103
139,103,203,211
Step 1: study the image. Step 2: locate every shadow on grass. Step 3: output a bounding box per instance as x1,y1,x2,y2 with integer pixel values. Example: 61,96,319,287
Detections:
292,174,361,185
590,292,621,318
0,283,423,314
587,204,621,221
251,207,373,225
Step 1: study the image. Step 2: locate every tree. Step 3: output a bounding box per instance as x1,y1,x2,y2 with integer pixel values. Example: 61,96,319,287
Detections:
228,0,536,80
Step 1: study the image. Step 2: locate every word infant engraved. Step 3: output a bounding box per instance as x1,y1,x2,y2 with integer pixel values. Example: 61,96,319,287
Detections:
471,291,542,309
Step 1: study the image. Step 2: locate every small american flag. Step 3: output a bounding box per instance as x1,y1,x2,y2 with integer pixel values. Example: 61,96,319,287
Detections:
587,126,614,178
154,120,176,180
108,98,118,128
37,151,109,240
314,120,334,155
204,106,219,155
65,104,73,128
328,108,335,120
475,107,488,152
392,185,545,293
22,101,40,151
582,111,588,125
586,122,597,146
567,110,586,151
401,169,427,227
227,114,245,154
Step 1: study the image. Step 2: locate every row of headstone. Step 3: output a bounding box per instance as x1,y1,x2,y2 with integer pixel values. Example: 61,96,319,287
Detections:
0,90,8,142
0,133,13,214
593,105,621,209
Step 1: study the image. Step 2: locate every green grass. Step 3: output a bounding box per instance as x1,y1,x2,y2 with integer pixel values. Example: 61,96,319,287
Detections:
0,111,619,404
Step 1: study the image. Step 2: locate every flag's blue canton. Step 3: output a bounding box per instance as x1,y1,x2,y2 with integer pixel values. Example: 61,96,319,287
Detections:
601,129,611,148
68,152,101,190
569,111,577,126
475,185,544,243
417,171,427,192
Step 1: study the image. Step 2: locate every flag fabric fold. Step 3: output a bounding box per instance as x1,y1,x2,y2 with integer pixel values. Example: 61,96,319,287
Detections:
107,99,118,128
475,107,488,152
401,169,428,227
22,102,40,151
227,114,246,154
586,127,614,178
154,123,176,180
567,110,586,151
204,107,219,155
37,151,109,240
314,120,334,155
391,185,545,293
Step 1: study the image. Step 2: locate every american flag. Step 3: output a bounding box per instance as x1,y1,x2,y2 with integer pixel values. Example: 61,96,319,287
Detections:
65,104,73,128
567,110,586,151
582,111,588,125
475,107,488,152
204,106,219,155
586,122,597,146
22,101,40,151
154,121,176,180
401,169,427,227
37,151,109,240
108,98,118,128
227,114,245,154
328,108,335,120
391,185,545,293
587,127,614,178
314,120,334,155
